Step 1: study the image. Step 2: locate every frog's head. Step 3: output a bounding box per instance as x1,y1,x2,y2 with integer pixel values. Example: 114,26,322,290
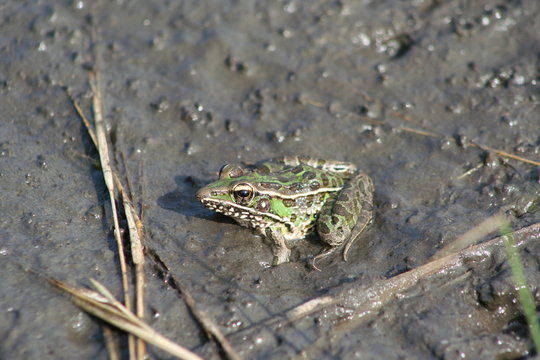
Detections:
196,164,280,227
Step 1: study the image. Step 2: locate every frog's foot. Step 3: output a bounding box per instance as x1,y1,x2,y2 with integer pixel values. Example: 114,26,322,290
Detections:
311,246,339,271
342,216,372,261
266,228,291,266
272,249,291,266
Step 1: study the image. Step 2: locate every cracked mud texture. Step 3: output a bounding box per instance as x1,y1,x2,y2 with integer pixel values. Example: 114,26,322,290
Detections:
1,0,540,359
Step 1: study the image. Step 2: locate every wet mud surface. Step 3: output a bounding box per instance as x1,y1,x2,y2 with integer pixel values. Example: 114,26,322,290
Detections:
1,0,540,359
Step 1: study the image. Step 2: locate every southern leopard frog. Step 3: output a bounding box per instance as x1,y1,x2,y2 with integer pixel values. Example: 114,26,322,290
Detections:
196,156,374,267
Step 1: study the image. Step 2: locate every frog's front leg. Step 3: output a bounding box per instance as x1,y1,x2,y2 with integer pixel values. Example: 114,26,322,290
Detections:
265,227,292,266
315,172,374,264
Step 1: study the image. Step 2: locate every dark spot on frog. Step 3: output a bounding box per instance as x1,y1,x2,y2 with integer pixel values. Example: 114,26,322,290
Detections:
290,213,297,222
288,182,303,191
259,182,282,190
278,176,292,183
331,215,340,225
310,181,320,191
321,173,329,187
277,166,293,174
362,198,373,211
256,165,271,174
318,222,331,235
357,179,366,193
283,199,295,207
337,192,350,202
256,198,270,212
302,171,316,180
333,203,351,217
290,165,304,174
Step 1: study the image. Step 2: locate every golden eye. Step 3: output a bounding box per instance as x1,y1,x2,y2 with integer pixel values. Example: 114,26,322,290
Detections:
232,183,254,204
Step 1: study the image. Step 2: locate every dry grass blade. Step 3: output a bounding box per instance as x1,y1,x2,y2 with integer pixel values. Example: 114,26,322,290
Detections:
120,185,147,358
470,143,540,166
397,126,441,138
390,111,440,133
103,326,121,360
88,71,131,302
88,70,136,357
49,278,204,360
73,100,98,145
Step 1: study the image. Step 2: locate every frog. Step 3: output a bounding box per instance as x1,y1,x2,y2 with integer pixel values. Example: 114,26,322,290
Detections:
196,156,374,268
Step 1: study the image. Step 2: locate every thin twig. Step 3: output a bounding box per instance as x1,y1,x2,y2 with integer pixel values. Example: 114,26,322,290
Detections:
397,125,441,138
457,163,483,180
390,111,443,135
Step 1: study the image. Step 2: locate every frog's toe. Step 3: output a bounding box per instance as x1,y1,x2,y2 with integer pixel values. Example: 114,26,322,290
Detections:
271,247,291,266
312,246,339,270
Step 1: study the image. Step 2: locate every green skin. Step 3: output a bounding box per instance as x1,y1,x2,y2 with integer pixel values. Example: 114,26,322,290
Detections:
196,156,374,267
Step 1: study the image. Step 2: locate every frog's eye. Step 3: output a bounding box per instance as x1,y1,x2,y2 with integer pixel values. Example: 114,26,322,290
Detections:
219,164,244,179
232,183,254,204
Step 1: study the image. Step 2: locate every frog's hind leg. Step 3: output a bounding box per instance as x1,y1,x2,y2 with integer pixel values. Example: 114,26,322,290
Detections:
341,173,374,261
316,172,374,264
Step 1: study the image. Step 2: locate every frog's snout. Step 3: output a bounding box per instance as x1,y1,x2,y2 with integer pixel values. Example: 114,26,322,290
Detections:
195,188,209,202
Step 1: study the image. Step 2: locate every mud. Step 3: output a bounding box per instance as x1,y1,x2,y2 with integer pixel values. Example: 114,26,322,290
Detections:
1,0,539,359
